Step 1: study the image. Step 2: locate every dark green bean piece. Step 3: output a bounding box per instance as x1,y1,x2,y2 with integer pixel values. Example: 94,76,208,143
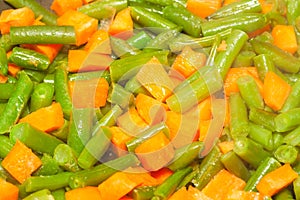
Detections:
128,1,163,15
24,69,47,83
249,107,277,132
185,146,223,190
30,83,54,112
10,26,76,45
110,50,169,82
127,31,153,49
248,123,273,151
283,126,300,146
9,47,50,71
162,6,202,37
286,0,300,25
229,92,249,139
5,0,57,25
23,189,54,200
221,150,251,181
68,108,94,156
234,137,271,168
54,67,72,119
244,157,281,191
132,186,156,200
51,189,65,200
0,135,14,158
51,119,69,142
0,47,8,76
201,13,267,37
0,34,14,52
274,188,295,200
232,50,256,68
274,144,298,164
251,39,300,73
281,79,300,112
78,0,127,20
275,108,300,132
24,172,73,193
53,144,81,172
69,153,140,189
124,76,151,96
144,0,186,7
294,177,300,200
78,127,112,169
110,36,140,58
145,28,181,51
109,83,134,109
237,75,264,109
0,71,33,134
167,141,203,171
33,153,63,176
95,104,123,127
10,122,64,155
126,122,168,152
130,6,178,31
0,103,6,115
0,83,15,100
68,70,110,83
208,0,261,19
154,167,192,199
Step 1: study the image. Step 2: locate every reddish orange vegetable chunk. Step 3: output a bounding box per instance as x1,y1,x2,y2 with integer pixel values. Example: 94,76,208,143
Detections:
65,186,101,200
57,10,98,46
263,71,291,111
169,186,212,200
51,0,83,16
186,0,222,18
19,102,64,133
2,140,42,184
202,169,246,199
108,7,133,39
0,178,19,200
256,164,298,197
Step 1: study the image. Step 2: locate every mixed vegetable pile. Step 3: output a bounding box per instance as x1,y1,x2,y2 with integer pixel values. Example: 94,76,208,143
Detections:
1,0,300,199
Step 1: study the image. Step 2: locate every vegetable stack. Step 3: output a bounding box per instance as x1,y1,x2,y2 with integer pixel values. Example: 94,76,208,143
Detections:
1,0,300,199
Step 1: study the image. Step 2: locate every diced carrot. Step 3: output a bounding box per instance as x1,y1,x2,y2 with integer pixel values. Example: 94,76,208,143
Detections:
0,7,35,34
8,63,21,77
169,186,212,200
218,141,235,154
2,140,42,184
109,126,133,156
136,57,174,102
135,131,175,171
272,25,298,54
263,71,291,111
51,0,83,16
224,67,263,96
0,74,8,83
22,44,62,62
198,119,211,142
0,178,19,200
256,164,298,197
202,169,246,199
223,0,240,6
186,0,222,18
165,111,182,140
225,190,266,200
98,172,141,200
84,29,111,54
19,102,64,133
198,97,212,121
108,7,133,40
135,93,169,124
69,77,109,108
117,107,149,136
150,167,173,185
57,10,98,46
126,168,158,186
67,49,88,72
171,46,207,78
65,186,101,200
259,0,274,14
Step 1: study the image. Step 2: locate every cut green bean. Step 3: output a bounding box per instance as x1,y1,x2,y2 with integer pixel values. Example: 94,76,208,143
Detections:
253,54,275,81
10,26,76,45
53,144,81,172
249,107,277,132
24,69,47,83
110,36,140,58
33,153,63,176
275,108,300,132
69,153,140,189
78,127,112,169
281,79,300,112
24,172,73,193
127,31,153,49
293,177,300,200
0,71,33,134
0,34,14,52
248,123,273,151
145,28,181,51
30,83,54,112
232,50,256,68
0,135,14,158
274,144,298,164
0,83,15,100
234,137,271,168
283,126,300,146
0,47,8,76
10,122,64,155
9,47,50,71
274,188,295,200
109,83,134,109
229,93,249,139
132,186,156,200
51,189,65,200
23,189,54,200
